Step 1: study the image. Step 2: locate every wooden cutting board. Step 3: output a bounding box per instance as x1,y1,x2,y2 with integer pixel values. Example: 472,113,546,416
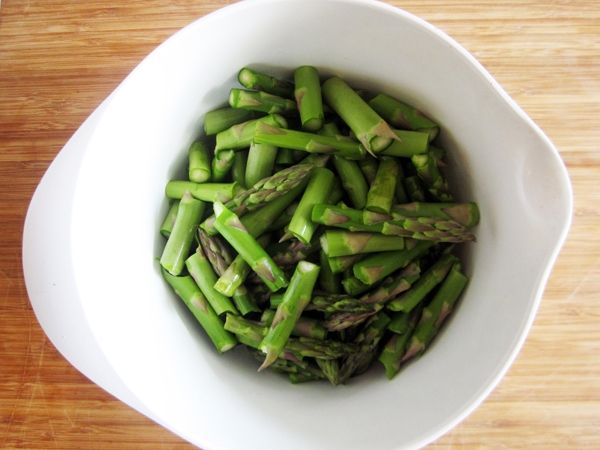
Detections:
1,0,599,448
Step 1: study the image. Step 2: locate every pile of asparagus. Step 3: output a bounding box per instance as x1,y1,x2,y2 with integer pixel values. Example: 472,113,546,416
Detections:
158,66,479,385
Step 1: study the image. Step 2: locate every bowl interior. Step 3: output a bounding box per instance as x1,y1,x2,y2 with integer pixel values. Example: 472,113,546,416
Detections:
66,1,571,449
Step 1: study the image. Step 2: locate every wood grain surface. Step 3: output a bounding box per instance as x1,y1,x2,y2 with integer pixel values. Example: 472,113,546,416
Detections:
1,0,599,448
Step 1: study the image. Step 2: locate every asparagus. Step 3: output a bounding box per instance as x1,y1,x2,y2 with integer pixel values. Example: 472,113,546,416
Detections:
162,268,237,353
380,216,475,243
368,93,439,141
360,261,421,304
213,201,288,292
341,274,373,297
387,253,459,312
318,249,343,294
321,230,405,257
204,107,263,136
316,358,340,386
411,153,455,202
160,201,179,238
294,65,324,131
391,202,480,228
380,129,430,158
185,247,239,316
261,308,327,340
160,192,205,276
230,149,248,188
215,114,288,153
357,157,378,185
352,239,435,285
311,204,384,233
229,88,297,115
331,155,369,209
237,67,295,99
403,175,428,202
322,76,399,155
259,261,320,370
394,163,410,204
266,201,298,232
165,180,242,203
198,228,259,316
338,311,392,383
287,167,335,244
253,122,367,159
188,141,212,183
402,262,468,361
366,156,400,214
211,148,235,182
378,306,422,379
245,141,278,188
327,254,365,274
270,233,321,267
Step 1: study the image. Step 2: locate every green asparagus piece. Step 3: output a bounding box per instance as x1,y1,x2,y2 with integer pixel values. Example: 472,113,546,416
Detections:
380,216,476,243
366,156,400,214
341,273,373,297
270,232,321,267
380,129,429,158
353,239,435,285
387,253,459,312
391,202,480,228
274,148,296,165
294,65,324,131
360,261,421,304
321,230,405,257
322,76,399,155
211,148,235,182
160,192,205,276
357,157,378,185
368,93,439,141
188,141,212,183
254,122,367,159
160,201,179,238
215,114,288,153
403,175,428,202
325,176,345,206
378,306,422,379
338,311,392,382
318,250,343,294
287,167,335,244
266,201,298,232
261,308,327,340
259,261,321,370
311,204,383,233
245,141,278,188
394,162,409,204
165,180,242,203
213,201,288,292
327,254,365,274
402,262,468,361
229,88,297,115
185,248,239,316
162,268,237,353
331,155,369,209
204,107,263,136
411,153,455,202
238,67,295,99
230,149,248,188
316,358,340,386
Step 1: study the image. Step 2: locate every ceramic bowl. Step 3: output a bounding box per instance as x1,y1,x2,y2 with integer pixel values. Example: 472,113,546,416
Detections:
23,1,572,449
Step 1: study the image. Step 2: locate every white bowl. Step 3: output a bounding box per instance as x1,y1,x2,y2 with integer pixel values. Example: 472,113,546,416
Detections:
23,0,572,449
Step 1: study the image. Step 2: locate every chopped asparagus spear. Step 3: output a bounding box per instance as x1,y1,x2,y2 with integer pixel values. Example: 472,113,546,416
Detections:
294,65,324,131
188,141,212,183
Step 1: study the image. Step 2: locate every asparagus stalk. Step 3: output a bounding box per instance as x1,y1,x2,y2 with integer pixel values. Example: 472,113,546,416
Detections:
211,148,235,182
245,141,278,188
311,204,384,233
391,202,480,228
411,153,455,202
160,192,205,276
213,201,288,292
403,175,428,202
352,239,435,285
229,88,297,115
238,67,295,99
341,273,373,297
160,201,179,238
270,232,322,267
215,114,288,153
162,268,237,353
402,262,468,361
338,311,392,383
188,141,212,183
331,155,369,209
380,129,430,158
204,107,263,136
274,148,296,165
287,167,335,244
294,65,324,131
394,163,409,204
266,201,298,232
387,253,459,312
230,149,248,188
366,156,400,214
316,358,340,386
368,93,439,141
261,308,327,340
327,254,365,274
259,261,321,370
318,249,343,294
165,180,242,203
378,306,422,379
185,248,239,316
357,157,378,185
253,122,367,159
360,261,421,304
380,216,475,243
321,230,405,257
